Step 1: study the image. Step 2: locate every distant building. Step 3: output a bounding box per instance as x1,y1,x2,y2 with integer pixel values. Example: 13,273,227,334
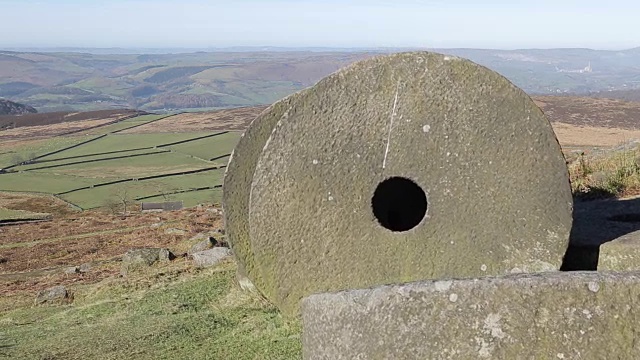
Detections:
555,62,592,73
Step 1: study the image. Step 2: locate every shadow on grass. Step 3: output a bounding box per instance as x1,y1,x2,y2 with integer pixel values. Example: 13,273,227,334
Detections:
561,196,640,271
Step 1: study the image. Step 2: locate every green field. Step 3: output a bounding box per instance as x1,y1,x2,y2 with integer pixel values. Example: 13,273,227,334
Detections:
0,208,49,221
0,113,238,210
59,169,225,209
0,172,96,194
28,152,209,180
18,149,169,172
40,133,210,160
82,114,170,135
0,136,93,168
166,132,241,160
136,187,223,208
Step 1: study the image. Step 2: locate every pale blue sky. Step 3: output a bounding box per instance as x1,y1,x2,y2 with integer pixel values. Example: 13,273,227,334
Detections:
1,0,639,49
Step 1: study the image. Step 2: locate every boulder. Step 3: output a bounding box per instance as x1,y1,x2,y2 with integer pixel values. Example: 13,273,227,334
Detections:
64,266,79,274
35,286,71,305
191,248,232,268
79,263,92,273
188,237,217,255
121,248,174,273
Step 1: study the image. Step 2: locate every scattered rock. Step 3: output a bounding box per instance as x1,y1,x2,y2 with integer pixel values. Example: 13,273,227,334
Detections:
128,248,174,264
206,208,223,215
79,263,92,273
164,228,187,235
191,248,232,268
121,248,175,274
150,222,164,228
188,237,217,255
35,286,72,305
188,232,211,242
64,266,79,274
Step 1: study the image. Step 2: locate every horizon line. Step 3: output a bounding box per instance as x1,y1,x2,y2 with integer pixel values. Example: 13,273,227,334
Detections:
1,45,639,53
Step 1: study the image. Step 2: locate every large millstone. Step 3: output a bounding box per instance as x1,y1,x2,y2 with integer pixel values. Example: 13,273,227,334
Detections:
223,93,310,289
230,51,573,317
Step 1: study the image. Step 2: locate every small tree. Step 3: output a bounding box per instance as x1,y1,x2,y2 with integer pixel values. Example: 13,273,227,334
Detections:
108,187,134,218
104,197,121,216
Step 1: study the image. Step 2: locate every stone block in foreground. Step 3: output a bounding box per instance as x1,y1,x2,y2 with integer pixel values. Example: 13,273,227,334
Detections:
302,272,640,359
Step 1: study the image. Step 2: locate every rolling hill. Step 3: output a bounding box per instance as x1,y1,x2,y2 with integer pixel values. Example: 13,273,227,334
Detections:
2,47,640,113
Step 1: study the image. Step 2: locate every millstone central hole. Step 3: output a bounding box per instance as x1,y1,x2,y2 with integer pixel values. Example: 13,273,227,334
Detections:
371,176,428,232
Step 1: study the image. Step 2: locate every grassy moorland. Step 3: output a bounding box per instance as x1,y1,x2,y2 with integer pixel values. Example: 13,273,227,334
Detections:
0,194,301,360
0,261,301,360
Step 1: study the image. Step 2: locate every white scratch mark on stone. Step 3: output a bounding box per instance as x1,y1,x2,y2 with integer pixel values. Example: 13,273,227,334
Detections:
483,313,506,339
476,338,492,358
481,264,487,272
382,82,400,169
423,124,431,133
312,159,319,165
588,282,600,293
449,293,458,302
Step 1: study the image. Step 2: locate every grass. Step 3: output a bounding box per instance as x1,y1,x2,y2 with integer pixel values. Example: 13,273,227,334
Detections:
140,188,223,208
0,126,235,209
67,77,132,97
569,144,640,199
0,208,49,221
32,151,211,179
58,168,225,209
40,133,213,160
0,136,93,168
81,115,169,136
167,132,241,160
16,148,170,172
0,173,96,194
0,261,302,360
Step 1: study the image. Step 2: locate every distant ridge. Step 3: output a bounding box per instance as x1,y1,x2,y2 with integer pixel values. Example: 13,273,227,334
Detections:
2,46,639,54
0,99,37,116
2,47,640,112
